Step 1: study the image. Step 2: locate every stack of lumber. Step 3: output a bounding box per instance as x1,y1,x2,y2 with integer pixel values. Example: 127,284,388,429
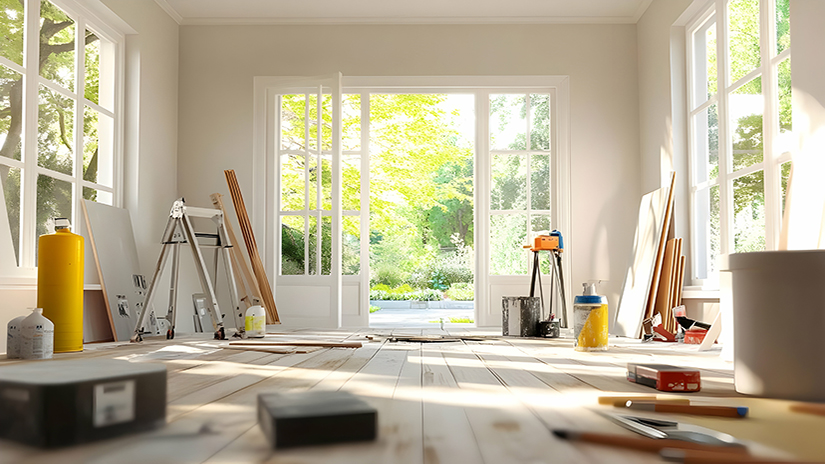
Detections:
224,170,281,324
641,173,685,336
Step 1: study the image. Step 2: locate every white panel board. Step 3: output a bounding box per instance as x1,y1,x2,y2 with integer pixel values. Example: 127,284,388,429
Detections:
82,200,155,341
613,186,670,338
275,285,332,327
342,282,361,327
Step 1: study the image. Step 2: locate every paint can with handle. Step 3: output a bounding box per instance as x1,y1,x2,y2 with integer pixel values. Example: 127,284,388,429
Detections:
573,282,609,351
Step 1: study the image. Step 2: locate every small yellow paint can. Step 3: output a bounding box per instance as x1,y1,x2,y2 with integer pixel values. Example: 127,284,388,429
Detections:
37,219,84,353
573,282,609,352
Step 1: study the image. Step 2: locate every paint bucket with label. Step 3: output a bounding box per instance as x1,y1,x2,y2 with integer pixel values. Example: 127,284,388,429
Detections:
573,282,609,351
245,305,266,338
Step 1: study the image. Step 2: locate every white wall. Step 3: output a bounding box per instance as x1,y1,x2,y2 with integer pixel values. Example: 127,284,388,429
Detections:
177,24,641,325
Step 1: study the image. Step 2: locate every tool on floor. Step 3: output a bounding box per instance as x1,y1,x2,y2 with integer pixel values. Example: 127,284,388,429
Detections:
525,229,568,335
0,359,166,448
573,281,609,351
601,412,746,448
258,390,377,449
131,198,245,342
623,401,748,418
627,363,701,392
598,395,691,406
551,429,749,455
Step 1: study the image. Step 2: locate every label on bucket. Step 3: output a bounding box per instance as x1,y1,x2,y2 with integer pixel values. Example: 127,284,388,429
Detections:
573,303,608,351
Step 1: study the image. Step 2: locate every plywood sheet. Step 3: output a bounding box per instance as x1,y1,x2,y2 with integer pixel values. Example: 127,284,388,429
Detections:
82,200,156,341
613,183,672,338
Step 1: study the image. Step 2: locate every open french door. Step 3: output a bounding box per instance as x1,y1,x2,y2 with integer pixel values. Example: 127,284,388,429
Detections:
261,73,367,328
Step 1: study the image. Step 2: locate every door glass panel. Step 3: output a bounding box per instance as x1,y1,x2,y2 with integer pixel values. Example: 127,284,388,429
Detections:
733,170,765,253
321,154,332,211
308,154,318,210
490,214,527,275
343,94,361,151
0,66,23,161
0,1,24,66
281,94,305,150
321,215,331,275
728,0,760,85
308,94,318,152
342,155,360,211
40,1,76,92
281,215,305,275
491,154,527,210
308,215,318,275
490,94,526,150
531,154,551,210
777,58,792,156
280,154,305,211
321,93,332,152
730,76,763,171
83,106,113,187
530,94,550,151
38,84,75,175
343,215,360,275
1,166,21,265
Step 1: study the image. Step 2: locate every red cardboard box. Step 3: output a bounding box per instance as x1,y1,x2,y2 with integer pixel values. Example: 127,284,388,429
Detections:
627,363,701,392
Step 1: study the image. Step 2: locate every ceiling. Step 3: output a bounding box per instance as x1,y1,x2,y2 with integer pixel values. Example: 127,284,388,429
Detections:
155,0,654,25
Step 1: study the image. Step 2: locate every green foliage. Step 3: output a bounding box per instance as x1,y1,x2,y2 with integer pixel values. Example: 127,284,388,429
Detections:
444,282,474,301
369,305,381,313
368,287,444,302
448,317,474,323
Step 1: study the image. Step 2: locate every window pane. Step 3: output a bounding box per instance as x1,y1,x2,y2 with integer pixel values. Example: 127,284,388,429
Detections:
321,215,331,275
40,1,76,92
321,93,332,152
281,94,305,150
38,85,75,175
728,0,760,85
82,187,112,205
733,170,765,253
280,154,305,211
83,106,113,187
342,155,360,211
1,165,21,265
0,66,23,161
36,174,73,256
730,76,763,171
530,94,550,151
777,58,793,156
692,18,717,107
531,215,552,274
531,154,551,210
343,94,361,151
343,215,360,275
693,103,719,183
694,185,720,279
490,214,528,275
281,215,305,275
308,154,317,210
776,0,790,54
491,154,527,210
780,161,791,217
0,0,24,66
84,29,100,105
490,94,526,150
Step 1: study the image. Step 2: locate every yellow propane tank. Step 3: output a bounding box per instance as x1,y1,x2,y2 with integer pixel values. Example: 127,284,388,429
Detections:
37,218,84,353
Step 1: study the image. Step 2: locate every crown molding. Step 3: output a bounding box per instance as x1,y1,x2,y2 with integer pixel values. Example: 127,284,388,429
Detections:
179,15,640,26
154,0,183,25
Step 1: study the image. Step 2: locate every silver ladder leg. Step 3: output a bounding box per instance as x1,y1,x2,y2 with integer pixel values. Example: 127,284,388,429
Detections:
131,215,178,342
165,240,181,339
217,221,245,337
180,207,226,340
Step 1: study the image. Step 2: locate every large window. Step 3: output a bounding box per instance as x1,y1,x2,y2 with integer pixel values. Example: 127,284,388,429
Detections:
0,0,121,270
687,0,791,285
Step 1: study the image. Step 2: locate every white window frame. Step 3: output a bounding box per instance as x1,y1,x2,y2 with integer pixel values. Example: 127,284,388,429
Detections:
686,0,791,288
0,0,125,284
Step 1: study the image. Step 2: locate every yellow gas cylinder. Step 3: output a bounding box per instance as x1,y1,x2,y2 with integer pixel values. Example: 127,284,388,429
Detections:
37,218,84,353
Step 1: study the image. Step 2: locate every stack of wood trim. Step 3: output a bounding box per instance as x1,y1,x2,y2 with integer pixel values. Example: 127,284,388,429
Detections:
224,170,281,324
642,172,685,336
210,193,263,310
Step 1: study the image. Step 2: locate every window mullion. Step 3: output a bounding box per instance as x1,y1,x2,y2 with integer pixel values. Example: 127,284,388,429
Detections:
21,0,41,268
717,0,733,258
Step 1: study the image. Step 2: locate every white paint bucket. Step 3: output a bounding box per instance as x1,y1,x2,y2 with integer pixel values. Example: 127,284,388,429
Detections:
727,250,825,401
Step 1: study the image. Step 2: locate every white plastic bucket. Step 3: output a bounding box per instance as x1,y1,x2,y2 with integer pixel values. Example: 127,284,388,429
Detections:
727,250,825,401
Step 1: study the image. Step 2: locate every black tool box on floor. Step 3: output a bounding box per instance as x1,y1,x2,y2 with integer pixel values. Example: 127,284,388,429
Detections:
0,359,167,448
